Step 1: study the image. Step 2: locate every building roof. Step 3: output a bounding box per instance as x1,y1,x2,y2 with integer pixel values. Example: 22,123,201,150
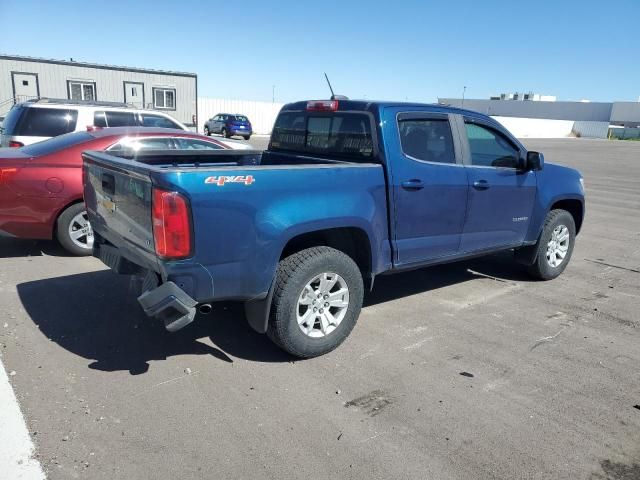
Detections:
0,54,197,78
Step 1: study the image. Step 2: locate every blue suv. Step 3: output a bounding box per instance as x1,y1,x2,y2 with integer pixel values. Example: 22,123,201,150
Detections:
204,113,252,140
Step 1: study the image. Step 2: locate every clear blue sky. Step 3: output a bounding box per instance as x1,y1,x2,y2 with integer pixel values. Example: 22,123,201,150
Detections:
1,0,638,103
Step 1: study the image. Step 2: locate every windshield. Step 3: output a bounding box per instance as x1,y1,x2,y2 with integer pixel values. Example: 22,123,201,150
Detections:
22,132,94,156
270,112,374,161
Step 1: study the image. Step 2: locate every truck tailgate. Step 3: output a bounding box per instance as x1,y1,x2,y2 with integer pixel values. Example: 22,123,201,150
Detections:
83,151,159,272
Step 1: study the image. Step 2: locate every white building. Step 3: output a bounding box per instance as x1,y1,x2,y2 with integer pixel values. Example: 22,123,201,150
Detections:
0,54,197,127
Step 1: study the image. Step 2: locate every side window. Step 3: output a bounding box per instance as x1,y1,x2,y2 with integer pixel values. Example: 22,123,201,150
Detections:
153,88,176,109
68,81,96,101
93,112,107,127
173,138,224,150
465,123,520,168
104,111,137,127
140,114,181,129
399,118,456,164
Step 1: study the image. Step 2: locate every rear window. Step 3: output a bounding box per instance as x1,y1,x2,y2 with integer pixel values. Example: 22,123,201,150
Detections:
231,115,249,123
21,132,93,156
270,112,374,161
4,106,78,137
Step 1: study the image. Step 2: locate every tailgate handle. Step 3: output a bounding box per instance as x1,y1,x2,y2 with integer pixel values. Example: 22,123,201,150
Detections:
101,173,115,195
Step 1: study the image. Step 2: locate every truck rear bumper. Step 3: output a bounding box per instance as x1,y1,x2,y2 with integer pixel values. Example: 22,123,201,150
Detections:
137,280,198,332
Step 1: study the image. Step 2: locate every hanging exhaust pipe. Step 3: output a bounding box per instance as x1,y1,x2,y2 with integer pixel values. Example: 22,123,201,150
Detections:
198,303,213,315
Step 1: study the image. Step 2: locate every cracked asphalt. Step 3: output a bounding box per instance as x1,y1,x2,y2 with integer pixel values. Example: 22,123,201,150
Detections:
0,138,639,479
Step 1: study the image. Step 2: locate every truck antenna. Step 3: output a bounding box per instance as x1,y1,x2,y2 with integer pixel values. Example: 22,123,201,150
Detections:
323,73,349,100
324,73,336,99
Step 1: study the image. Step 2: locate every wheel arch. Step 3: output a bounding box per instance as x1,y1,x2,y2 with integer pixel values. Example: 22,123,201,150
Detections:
550,198,584,234
50,196,85,238
245,225,374,335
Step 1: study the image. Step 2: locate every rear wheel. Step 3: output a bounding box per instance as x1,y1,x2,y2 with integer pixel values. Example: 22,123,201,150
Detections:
56,203,94,256
222,127,231,138
243,135,251,141
267,247,364,358
527,209,575,280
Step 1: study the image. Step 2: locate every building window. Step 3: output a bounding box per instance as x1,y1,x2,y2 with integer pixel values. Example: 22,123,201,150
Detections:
153,87,176,110
68,81,96,101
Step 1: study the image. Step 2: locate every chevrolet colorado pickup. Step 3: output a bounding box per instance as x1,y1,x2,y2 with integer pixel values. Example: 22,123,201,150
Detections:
82,99,585,358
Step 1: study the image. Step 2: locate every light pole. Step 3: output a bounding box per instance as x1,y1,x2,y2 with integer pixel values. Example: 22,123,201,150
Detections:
272,85,275,103
462,86,467,107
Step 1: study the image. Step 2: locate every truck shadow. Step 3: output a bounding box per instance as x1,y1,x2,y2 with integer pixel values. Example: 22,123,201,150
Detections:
364,251,534,307
16,252,532,373
0,237,74,258
16,270,290,375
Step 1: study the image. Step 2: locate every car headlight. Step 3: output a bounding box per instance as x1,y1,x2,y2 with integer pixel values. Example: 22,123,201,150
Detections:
579,177,584,191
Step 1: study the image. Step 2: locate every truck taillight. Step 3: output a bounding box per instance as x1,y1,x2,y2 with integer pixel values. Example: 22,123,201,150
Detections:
8,141,23,148
306,100,339,111
152,188,192,259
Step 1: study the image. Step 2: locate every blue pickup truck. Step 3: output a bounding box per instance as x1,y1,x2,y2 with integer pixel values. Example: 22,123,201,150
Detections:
82,99,585,358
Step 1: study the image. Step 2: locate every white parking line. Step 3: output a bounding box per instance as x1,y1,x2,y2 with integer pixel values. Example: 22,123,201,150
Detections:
0,359,46,479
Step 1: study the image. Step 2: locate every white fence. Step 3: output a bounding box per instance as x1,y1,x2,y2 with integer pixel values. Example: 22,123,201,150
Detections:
197,98,284,135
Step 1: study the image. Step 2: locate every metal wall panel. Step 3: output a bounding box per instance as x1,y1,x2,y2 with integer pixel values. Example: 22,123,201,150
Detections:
610,102,640,124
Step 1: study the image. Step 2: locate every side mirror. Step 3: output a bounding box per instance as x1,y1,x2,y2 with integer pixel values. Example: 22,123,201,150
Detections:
526,151,544,171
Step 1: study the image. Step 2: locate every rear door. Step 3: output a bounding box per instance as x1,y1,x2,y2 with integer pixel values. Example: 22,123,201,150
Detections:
459,117,537,252
385,108,469,265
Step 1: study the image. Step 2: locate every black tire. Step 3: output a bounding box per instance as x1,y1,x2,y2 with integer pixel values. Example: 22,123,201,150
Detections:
527,209,576,280
222,127,231,139
56,203,94,256
243,135,251,141
204,126,210,136
267,246,364,358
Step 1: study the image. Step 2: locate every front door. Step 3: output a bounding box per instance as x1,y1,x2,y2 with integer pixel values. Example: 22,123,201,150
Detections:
387,109,469,266
124,81,144,108
12,72,39,101
460,119,537,252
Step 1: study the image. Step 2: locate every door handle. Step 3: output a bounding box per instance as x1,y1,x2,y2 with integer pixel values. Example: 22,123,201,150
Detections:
401,179,424,190
473,180,490,190
102,173,115,195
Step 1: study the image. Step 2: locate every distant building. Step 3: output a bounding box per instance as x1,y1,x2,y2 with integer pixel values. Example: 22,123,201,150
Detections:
0,54,197,127
489,92,557,102
439,97,640,138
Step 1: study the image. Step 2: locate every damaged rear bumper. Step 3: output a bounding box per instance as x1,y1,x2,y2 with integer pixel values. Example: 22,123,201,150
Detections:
137,280,198,332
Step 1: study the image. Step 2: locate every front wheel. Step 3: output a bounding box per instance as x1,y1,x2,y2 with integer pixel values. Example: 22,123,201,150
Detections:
204,126,210,136
56,203,94,256
527,209,576,280
267,247,364,358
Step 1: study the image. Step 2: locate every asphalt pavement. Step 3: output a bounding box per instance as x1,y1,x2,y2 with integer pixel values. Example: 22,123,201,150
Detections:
0,138,639,479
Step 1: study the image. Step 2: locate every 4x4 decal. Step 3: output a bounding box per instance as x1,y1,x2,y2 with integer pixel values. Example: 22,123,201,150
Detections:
205,175,255,186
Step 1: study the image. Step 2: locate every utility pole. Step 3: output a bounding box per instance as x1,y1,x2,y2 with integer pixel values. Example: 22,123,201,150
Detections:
461,86,467,107
272,85,275,103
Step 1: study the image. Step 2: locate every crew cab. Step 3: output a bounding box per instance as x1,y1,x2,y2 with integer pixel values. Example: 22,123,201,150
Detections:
82,99,585,358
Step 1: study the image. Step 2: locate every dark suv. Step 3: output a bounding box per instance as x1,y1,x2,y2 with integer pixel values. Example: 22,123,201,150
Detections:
204,114,252,140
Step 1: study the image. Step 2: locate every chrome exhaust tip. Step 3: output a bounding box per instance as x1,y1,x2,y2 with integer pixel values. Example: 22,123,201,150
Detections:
198,304,213,315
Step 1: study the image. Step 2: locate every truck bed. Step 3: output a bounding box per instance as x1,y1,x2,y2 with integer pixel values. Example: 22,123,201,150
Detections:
82,149,390,307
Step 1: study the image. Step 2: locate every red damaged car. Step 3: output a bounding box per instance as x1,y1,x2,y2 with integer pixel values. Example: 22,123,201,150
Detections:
0,128,230,255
